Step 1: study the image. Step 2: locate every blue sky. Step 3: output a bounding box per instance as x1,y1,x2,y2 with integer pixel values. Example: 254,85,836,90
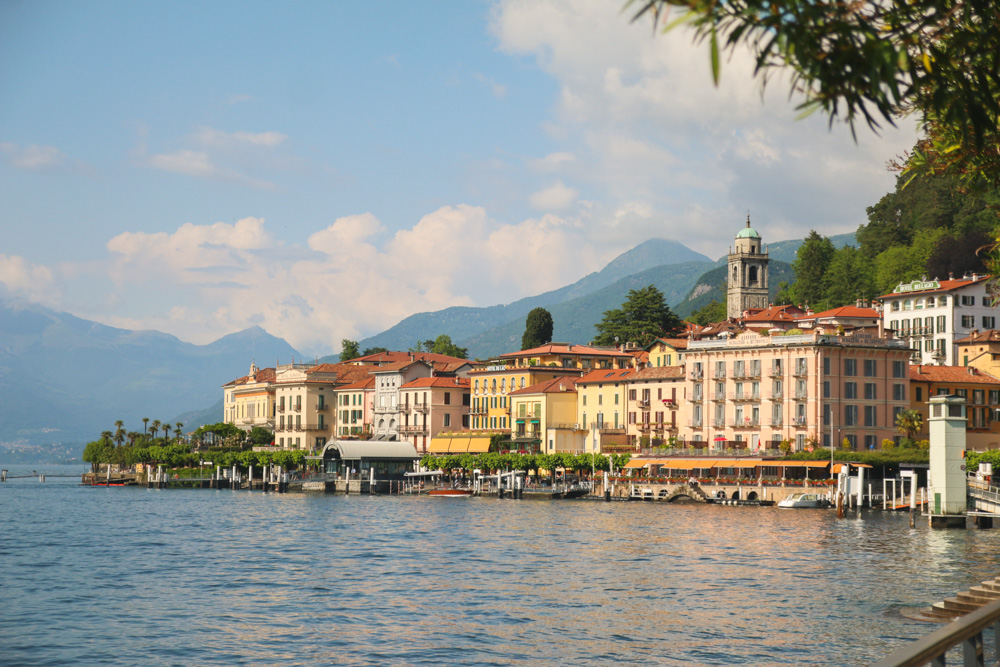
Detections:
0,0,918,355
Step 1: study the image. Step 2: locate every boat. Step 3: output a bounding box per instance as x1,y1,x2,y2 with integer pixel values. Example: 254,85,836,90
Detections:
778,492,832,509
427,488,474,497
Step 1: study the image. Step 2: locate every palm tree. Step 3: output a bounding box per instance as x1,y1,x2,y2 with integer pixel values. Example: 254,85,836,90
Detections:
174,422,184,442
142,417,149,435
100,430,113,444
114,422,126,448
895,409,924,444
127,431,140,446
151,420,161,439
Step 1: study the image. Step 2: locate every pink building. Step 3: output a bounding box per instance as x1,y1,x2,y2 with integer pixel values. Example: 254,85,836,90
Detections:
399,376,471,454
681,330,911,451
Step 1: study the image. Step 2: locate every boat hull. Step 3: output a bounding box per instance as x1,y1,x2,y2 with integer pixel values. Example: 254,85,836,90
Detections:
428,489,474,497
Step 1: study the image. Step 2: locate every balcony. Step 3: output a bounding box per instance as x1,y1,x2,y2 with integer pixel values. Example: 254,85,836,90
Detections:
769,366,783,377
316,403,328,411
793,366,808,377
748,368,762,378
794,390,808,399
638,423,651,432
792,416,808,427
413,401,430,413
712,392,726,401
687,419,704,428
768,391,784,400
374,405,397,414
689,393,705,402
690,370,704,381
732,369,748,379
769,418,783,427
729,392,761,401
277,404,286,413
292,403,302,412
712,369,726,379
712,418,726,428
637,399,650,410
399,424,428,435
731,419,761,429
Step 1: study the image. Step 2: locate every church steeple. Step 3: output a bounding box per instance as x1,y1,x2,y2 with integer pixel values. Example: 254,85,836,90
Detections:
727,216,770,319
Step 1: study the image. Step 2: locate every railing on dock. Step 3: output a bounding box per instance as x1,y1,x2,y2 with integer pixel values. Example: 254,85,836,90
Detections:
873,597,1000,667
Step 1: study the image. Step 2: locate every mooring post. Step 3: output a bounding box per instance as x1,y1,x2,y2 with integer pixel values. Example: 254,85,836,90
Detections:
1,469,6,482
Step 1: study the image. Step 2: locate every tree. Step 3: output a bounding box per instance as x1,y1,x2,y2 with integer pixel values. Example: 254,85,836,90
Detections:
340,339,361,362
594,285,685,347
823,246,874,307
142,417,149,435
689,299,726,326
412,334,468,359
113,420,125,448
629,0,1000,189
362,346,388,356
790,231,835,308
895,409,924,442
521,308,554,350
151,420,161,439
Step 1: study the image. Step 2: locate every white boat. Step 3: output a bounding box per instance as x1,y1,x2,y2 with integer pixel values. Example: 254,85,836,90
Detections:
778,492,832,509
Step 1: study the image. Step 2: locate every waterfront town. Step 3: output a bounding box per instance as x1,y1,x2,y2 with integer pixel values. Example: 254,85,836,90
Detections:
221,220,1000,459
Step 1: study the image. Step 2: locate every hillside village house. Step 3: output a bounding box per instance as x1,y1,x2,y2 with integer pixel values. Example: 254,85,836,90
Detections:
957,330,1000,376
880,275,993,365
576,368,635,453
508,376,583,454
398,376,470,454
371,360,435,441
273,363,354,450
681,330,912,451
908,364,1000,451
624,366,685,449
334,377,374,438
223,362,276,433
646,338,688,367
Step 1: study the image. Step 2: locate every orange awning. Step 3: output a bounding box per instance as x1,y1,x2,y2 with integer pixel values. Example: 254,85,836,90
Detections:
429,437,451,453
773,461,831,468
448,437,471,452
467,437,492,453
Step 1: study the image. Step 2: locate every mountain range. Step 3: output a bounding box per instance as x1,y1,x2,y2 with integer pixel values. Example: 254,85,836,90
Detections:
0,232,854,463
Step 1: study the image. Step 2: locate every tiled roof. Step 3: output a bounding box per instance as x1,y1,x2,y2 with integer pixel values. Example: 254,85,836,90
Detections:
958,330,1000,344
908,365,1000,384
879,276,990,299
509,376,579,395
576,369,637,384
370,360,430,373
498,343,632,359
743,305,804,322
400,376,470,389
650,337,690,349
336,377,375,391
631,366,685,380
348,350,470,365
799,306,880,320
223,367,276,387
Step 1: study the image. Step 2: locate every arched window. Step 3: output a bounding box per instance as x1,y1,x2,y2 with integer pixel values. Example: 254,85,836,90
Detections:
474,379,479,393
927,296,936,307
903,300,912,311
500,378,506,392
520,377,525,388
733,266,738,282
748,266,758,285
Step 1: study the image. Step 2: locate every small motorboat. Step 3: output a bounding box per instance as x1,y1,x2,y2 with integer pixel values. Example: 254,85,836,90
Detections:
427,488,474,497
777,493,832,509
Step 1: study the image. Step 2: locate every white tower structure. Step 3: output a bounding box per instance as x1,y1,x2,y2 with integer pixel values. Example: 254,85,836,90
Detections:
928,395,968,527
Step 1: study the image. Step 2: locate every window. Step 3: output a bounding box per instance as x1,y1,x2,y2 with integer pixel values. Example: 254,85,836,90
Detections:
915,387,923,401
974,390,985,405
844,359,857,376
991,390,1000,405
864,360,877,377
892,361,906,378
582,395,587,406
444,392,451,405
986,297,995,307
845,434,857,450
984,316,996,329
845,382,857,399
893,384,906,401
864,405,877,427
962,315,975,328
823,381,830,398
823,357,831,375
443,413,451,427
865,383,877,400
961,295,975,306
924,339,934,351
891,301,900,311
845,405,858,426
927,297,936,307
865,435,877,450
903,300,912,311
937,315,946,333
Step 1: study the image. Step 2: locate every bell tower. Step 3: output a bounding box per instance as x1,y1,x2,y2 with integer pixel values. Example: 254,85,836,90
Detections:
727,216,770,319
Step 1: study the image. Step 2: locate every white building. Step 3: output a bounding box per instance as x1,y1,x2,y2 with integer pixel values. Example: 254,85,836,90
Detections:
880,275,993,366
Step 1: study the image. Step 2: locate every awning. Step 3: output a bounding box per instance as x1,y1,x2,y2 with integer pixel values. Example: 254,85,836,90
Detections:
728,459,764,468
447,436,471,452
321,440,419,460
429,437,451,453
467,436,492,453
660,459,703,470
624,459,654,469
832,462,873,473
774,461,831,468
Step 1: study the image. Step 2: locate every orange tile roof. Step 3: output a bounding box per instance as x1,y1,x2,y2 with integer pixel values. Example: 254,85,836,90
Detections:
576,368,637,384
651,337,690,349
498,343,631,359
509,376,579,395
400,376,470,389
349,350,470,365
223,367,276,387
908,365,1000,384
958,330,1000,344
370,359,431,373
743,305,804,322
799,306,880,320
336,377,375,391
879,276,990,299
631,366,685,380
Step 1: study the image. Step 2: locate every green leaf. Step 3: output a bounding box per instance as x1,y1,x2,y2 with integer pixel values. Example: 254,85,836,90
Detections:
710,25,720,85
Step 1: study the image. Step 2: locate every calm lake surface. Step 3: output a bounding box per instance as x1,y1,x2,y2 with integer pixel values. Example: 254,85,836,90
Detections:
3,465,1000,666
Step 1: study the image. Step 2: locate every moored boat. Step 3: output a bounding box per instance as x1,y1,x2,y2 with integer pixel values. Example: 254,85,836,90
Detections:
428,488,474,497
777,492,832,509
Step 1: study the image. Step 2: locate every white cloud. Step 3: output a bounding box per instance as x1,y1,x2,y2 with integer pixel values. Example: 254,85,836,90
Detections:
194,126,288,148
143,149,279,190
0,142,67,170
0,254,61,304
529,180,579,210
474,73,508,98
491,0,918,257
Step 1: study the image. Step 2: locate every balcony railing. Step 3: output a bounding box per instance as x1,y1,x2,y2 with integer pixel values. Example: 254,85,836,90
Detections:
871,597,1000,667
792,416,808,427
731,419,760,428
732,369,748,379
687,419,704,428
793,366,808,377
713,393,726,401
292,404,302,412
398,425,428,435
277,404,286,413
712,369,726,378
769,391,784,400
690,370,704,380
729,392,761,401
316,404,328,411
769,418,783,427
637,399,650,410
794,390,808,399
769,366,783,377
638,423,650,432
712,418,726,428
413,401,429,413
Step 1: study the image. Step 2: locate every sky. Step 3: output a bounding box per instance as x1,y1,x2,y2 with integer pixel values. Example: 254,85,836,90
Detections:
0,0,919,356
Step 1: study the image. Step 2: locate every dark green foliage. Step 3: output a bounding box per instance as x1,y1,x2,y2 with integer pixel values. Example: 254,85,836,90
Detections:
248,426,274,446
790,231,835,308
362,347,388,356
521,308,554,350
339,339,361,362
689,299,726,326
411,334,468,359
593,285,685,347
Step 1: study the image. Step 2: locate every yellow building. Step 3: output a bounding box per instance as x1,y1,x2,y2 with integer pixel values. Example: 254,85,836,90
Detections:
496,342,634,370
958,330,1000,376
223,363,276,432
576,368,635,453
624,366,685,449
509,376,584,454
645,338,688,368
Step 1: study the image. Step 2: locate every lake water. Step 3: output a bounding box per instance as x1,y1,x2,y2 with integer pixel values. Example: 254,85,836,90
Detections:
3,464,1000,666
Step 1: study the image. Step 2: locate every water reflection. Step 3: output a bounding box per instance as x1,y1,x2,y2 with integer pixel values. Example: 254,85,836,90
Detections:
4,471,1000,665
